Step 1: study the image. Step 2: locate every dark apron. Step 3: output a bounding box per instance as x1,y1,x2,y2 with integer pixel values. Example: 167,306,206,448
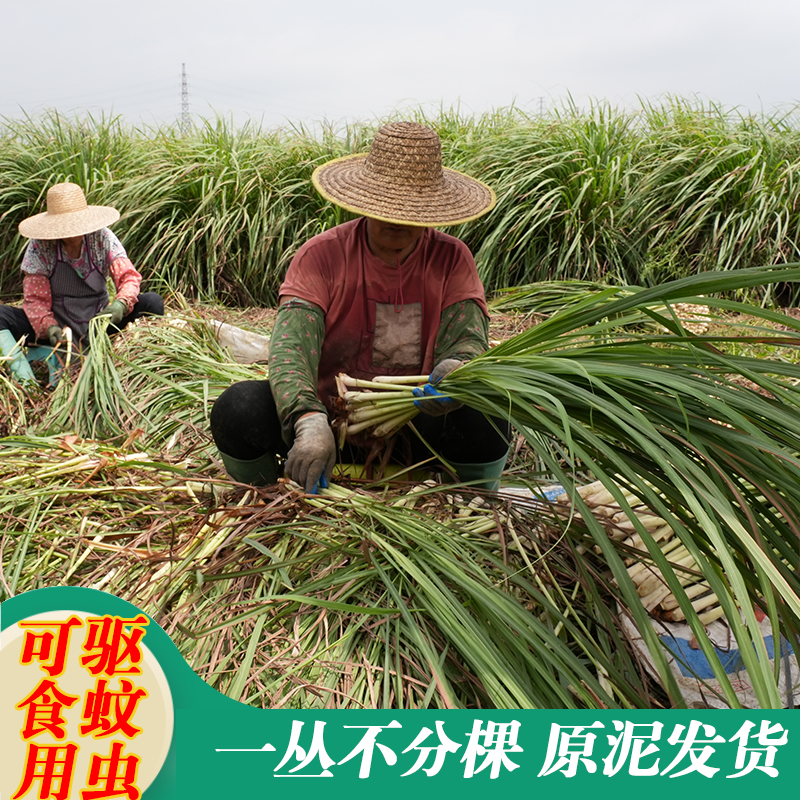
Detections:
49,239,109,341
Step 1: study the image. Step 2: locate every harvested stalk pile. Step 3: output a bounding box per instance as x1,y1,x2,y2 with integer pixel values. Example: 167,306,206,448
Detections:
0,432,655,709
3,268,800,709
555,480,723,625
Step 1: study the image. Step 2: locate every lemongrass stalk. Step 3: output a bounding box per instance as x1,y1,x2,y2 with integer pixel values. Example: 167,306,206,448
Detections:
698,607,727,625
626,536,686,578
456,496,488,517
344,407,418,437
637,554,697,597
642,523,675,543
689,591,721,613
87,568,118,591
344,390,417,403
338,376,419,392
348,396,414,413
347,404,413,424
2,454,99,484
659,582,713,610
457,518,501,535
665,597,722,623
370,374,429,384
611,513,666,530
63,535,104,581
344,417,392,437
371,408,420,438
640,584,673,612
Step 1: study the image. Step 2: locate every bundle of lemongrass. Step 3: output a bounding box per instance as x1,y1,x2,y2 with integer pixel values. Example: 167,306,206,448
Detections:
334,372,427,445
556,480,723,625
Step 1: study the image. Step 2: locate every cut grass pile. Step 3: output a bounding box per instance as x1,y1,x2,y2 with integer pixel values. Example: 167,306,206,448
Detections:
3,268,800,709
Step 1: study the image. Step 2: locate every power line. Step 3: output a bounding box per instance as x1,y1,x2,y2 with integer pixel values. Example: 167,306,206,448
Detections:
181,63,191,134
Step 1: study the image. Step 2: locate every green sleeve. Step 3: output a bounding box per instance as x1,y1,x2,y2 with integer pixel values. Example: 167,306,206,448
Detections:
434,299,490,364
268,298,327,443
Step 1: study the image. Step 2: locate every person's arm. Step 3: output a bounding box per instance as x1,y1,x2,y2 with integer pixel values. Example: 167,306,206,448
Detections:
269,296,337,492
95,228,140,314
108,257,142,314
22,274,58,339
433,299,490,363
414,299,490,416
268,296,328,444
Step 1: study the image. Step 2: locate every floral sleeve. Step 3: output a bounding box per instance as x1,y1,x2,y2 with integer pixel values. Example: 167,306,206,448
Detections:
434,299,490,363
109,257,142,313
22,274,58,338
268,298,327,443
21,240,56,277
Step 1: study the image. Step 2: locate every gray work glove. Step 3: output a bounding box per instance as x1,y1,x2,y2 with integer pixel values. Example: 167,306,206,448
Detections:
47,325,67,348
413,358,464,417
95,299,126,326
284,412,336,493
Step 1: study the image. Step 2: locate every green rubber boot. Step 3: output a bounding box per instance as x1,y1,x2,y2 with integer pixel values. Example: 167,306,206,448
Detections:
26,345,65,388
0,329,36,386
449,450,509,492
218,450,279,486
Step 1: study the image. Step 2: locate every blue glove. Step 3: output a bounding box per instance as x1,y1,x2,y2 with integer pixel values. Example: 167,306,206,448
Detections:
311,473,329,495
413,358,464,417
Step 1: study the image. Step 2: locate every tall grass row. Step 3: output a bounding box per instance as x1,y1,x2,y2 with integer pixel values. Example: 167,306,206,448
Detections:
3,100,800,305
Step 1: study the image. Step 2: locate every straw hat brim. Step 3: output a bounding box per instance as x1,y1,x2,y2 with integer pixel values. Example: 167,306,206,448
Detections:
312,154,496,227
18,205,120,240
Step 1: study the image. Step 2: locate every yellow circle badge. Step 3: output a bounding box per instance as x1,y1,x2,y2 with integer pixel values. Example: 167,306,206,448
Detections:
0,609,174,800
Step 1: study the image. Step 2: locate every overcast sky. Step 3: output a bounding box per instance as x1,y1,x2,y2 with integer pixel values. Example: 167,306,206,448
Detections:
3,0,799,132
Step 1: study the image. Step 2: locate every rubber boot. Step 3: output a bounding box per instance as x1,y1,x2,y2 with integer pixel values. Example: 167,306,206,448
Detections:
26,345,65,388
449,450,509,492
218,450,279,486
0,329,36,386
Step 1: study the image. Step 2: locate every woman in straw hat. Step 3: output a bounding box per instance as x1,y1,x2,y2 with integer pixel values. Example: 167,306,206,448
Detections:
0,182,164,386
211,121,509,491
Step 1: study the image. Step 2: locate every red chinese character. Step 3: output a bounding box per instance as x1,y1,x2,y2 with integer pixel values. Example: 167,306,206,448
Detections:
16,678,81,741
19,616,83,677
12,742,79,800
81,741,141,800
80,679,149,739
80,616,149,677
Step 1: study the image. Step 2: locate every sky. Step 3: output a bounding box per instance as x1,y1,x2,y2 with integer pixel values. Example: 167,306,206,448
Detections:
3,0,799,132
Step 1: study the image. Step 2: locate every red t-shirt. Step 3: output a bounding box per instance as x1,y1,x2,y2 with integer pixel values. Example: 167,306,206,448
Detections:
279,218,488,410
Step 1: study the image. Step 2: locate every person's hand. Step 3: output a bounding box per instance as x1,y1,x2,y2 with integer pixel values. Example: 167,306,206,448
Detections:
284,412,336,493
413,358,464,416
95,300,126,326
47,325,67,348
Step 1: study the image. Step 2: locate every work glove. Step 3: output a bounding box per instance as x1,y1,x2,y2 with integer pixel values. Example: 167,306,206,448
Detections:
47,325,68,348
413,358,464,417
95,299,126,326
284,412,336,494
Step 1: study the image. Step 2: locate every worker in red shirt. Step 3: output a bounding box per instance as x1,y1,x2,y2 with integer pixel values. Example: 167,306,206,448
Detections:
211,122,509,492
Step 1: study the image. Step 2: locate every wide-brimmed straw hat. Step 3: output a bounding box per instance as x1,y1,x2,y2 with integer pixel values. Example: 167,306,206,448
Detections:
312,121,496,227
18,182,120,240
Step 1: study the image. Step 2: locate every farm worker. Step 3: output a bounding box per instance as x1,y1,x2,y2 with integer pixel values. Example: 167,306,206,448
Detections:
211,121,510,492
0,182,164,386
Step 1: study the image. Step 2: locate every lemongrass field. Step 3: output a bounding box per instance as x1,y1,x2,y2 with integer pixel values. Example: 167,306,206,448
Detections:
2,101,800,709
3,99,800,304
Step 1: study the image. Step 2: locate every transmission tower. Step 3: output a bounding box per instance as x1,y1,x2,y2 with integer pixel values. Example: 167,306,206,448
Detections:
181,63,191,134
